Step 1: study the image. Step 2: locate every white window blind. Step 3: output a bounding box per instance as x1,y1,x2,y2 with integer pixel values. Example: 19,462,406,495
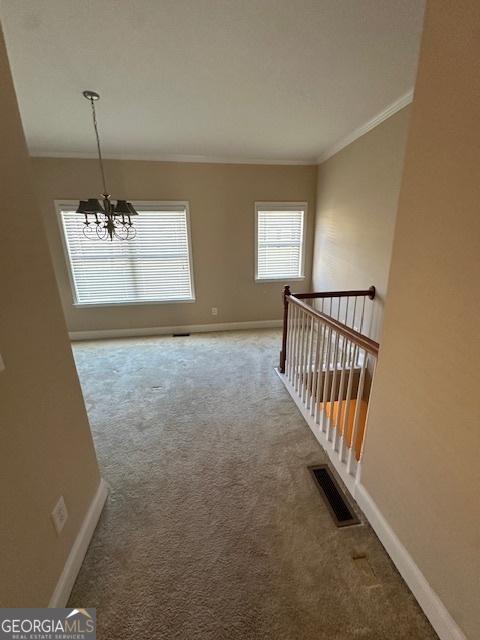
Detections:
255,204,306,280
60,204,195,305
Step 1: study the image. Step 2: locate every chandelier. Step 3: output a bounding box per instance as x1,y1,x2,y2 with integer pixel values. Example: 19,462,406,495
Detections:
76,90,138,241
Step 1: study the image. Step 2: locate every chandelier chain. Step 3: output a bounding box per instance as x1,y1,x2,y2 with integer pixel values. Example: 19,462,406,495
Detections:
89,97,108,196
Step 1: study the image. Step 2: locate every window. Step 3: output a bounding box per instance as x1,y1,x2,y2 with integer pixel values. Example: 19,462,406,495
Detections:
58,201,195,305
255,202,307,281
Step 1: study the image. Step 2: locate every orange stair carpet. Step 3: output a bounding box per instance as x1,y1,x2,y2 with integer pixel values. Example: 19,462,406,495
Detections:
319,399,368,460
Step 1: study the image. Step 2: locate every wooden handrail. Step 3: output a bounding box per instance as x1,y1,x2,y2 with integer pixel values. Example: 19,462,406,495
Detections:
293,286,376,300
288,294,379,356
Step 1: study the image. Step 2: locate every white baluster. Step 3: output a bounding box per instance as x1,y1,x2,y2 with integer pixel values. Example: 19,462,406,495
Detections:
344,297,349,328
301,315,310,403
296,310,306,396
285,303,293,379
339,343,358,463
359,296,367,345
303,313,311,403
290,305,299,386
288,304,295,384
305,315,315,408
320,326,333,433
314,321,327,424
292,306,300,390
352,296,358,331
310,318,320,416
347,347,368,476
333,335,349,455
326,330,340,443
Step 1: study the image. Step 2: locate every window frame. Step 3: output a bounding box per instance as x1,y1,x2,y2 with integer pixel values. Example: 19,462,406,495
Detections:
55,200,196,307
254,201,307,283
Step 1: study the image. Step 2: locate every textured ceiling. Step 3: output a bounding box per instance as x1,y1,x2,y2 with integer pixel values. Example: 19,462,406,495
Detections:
1,0,425,162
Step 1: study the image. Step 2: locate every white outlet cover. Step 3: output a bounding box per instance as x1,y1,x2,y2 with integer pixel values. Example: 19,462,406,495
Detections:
51,495,68,535
211,307,218,315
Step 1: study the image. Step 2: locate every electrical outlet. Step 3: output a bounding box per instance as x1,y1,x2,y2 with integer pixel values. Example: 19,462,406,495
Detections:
211,307,218,316
0,353,5,373
51,496,68,535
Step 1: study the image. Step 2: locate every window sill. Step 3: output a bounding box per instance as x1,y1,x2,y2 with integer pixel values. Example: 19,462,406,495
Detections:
255,276,305,284
73,298,196,308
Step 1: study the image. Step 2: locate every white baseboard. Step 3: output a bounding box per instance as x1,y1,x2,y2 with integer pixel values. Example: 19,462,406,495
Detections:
69,319,282,341
276,369,466,640
49,479,108,607
354,485,466,640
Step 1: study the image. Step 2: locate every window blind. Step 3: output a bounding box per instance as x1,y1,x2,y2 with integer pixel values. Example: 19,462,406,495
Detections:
60,206,194,305
256,207,305,280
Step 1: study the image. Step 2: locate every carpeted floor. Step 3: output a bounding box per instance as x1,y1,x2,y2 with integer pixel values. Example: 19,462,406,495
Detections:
69,329,437,639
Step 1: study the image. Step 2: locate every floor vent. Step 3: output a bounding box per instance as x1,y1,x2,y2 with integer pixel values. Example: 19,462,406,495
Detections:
309,465,360,527
172,333,190,337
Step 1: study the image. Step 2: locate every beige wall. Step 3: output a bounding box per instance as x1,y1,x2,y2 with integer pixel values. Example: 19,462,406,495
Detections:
32,158,317,334
312,106,410,340
362,2,480,638
0,28,100,606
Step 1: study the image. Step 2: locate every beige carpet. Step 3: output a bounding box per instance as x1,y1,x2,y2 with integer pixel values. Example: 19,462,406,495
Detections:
69,329,437,639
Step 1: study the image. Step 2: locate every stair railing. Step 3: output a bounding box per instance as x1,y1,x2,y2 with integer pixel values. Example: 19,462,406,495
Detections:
278,285,379,482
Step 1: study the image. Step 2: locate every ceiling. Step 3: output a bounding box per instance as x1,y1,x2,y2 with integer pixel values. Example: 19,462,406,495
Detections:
1,0,425,163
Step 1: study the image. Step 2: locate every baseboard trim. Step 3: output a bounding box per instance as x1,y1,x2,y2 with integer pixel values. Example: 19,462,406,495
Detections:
49,479,108,607
354,485,466,640
69,319,282,341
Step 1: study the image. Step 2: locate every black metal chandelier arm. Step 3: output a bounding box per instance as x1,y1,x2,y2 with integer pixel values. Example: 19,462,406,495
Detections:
82,214,136,241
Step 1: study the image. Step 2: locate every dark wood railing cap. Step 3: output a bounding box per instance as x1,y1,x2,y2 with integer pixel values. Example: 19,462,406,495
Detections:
293,286,376,301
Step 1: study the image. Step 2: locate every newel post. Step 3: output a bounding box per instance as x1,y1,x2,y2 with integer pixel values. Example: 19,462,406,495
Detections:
279,285,291,373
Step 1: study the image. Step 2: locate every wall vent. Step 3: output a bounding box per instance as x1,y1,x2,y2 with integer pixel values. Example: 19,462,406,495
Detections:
309,465,360,527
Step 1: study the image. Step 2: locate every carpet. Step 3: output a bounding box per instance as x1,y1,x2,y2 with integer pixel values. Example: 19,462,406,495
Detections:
69,329,437,639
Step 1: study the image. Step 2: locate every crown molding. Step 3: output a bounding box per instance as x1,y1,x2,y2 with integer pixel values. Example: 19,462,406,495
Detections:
317,89,414,164
30,150,316,166
30,91,414,167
